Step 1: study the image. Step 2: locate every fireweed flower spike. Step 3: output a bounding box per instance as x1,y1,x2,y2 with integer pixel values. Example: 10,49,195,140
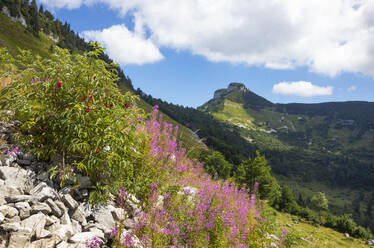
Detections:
121,105,264,247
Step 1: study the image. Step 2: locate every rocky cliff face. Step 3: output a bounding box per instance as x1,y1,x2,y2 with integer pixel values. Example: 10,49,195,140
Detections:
0,121,142,248
213,82,248,99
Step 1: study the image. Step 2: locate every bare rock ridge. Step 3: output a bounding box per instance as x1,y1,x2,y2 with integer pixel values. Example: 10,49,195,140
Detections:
213,82,249,99
0,121,142,248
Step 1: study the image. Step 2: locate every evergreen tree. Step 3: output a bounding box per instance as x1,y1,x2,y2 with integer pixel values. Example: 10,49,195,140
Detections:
29,0,39,35
235,151,280,204
4,0,21,17
311,192,329,211
38,4,43,14
44,10,54,21
276,186,299,213
203,151,232,179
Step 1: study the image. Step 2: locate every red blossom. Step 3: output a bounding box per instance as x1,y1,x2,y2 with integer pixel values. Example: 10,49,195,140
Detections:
85,108,90,113
93,75,96,80
96,149,100,153
125,103,130,108
104,103,108,108
110,103,114,108
57,81,63,87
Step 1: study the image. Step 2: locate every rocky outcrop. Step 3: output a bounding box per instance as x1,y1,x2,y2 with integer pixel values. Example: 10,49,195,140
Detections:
0,121,142,247
213,82,249,99
1,7,27,27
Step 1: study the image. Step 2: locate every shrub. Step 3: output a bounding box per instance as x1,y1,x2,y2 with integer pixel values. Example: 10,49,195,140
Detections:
0,45,157,203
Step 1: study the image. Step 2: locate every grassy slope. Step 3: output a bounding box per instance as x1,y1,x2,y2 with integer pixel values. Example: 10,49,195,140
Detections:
0,13,54,57
275,211,369,248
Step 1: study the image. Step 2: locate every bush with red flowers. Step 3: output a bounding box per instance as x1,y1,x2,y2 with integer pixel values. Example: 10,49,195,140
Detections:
0,44,158,203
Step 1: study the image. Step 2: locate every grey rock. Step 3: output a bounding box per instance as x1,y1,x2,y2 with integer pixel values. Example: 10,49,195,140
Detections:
367,240,374,246
52,224,74,243
27,238,56,248
81,203,93,217
91,205,115,230
45,198,63,217
0,212,4,224
112,207,126,221
71,206,87,224
39,229,52,239
69,232,102,244
0,166,34,191
123,218,136,229
7,230,30,248
31,202,52,215
121,229,143,248
21,153,35,161
8,215,21,223
45,215,59,226
55,200,68,214
1,222,22,232
344,233,350,237
62,194,78,210
88,227,105,240
1,157,13,167
300,237,312,244
5,195,34,203
60,212,71,225
0,196,5,205
77,174,91,189
56,241,69,248
17,158,31,166
36,172,49,181
15,202,31,219
0,205,19,217
30,182,58,201
45,221,61,232
59,186,73,195
71,219,82,234
22,213,47,239
0,179,22,196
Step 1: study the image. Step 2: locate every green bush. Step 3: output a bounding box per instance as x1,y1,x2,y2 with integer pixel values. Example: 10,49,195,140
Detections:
0,45,157,203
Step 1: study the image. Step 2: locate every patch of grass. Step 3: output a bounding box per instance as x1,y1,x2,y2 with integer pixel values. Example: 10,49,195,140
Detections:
274,211,369,248
0,13,55,57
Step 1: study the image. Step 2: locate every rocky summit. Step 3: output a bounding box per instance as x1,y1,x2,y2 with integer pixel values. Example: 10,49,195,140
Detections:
0,121,142,248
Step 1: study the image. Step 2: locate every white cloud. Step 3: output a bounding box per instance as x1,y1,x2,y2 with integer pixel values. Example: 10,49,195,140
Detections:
272,81,333,97
81,24,163,65
347,85,357,92
40,0,374,77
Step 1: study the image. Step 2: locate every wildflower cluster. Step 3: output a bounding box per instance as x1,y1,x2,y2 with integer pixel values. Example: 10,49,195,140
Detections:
86,237,103,248
112,106,274,247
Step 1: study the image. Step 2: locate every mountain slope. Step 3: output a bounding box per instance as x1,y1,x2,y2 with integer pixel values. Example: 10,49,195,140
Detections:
199,82,374,230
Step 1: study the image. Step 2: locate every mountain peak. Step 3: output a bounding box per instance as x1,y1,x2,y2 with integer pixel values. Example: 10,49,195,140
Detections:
213,82,248,99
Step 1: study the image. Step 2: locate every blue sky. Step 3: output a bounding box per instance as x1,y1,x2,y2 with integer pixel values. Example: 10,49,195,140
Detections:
39,0,374,108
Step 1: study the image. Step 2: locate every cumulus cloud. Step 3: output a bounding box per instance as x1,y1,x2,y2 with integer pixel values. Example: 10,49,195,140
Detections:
40,0,374,77
347,85,357,92
272,81,333,97
81,24,163,65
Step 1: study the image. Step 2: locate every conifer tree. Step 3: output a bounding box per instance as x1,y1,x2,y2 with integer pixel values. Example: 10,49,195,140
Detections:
38,4,43,14
21,0,30,23
235,151,280,204
29,0,40,35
